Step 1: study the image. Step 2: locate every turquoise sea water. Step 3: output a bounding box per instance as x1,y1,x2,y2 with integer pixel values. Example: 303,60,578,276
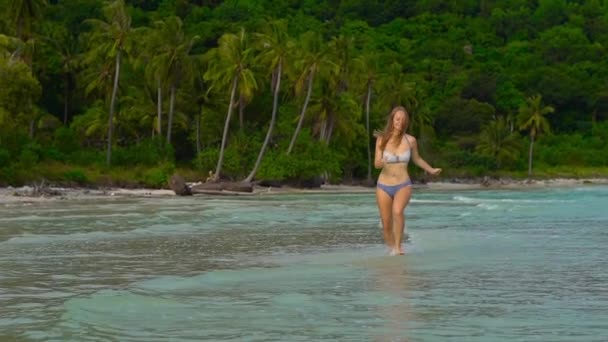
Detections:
1,186,607,341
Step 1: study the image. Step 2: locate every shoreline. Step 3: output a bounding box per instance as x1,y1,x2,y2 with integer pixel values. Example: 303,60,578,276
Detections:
1,177,608,205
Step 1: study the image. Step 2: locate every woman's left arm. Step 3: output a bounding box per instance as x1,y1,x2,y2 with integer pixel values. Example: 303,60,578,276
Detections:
409,136,442,176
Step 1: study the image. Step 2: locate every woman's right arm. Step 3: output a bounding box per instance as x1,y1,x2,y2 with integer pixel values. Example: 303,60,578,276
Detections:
374,137,384,169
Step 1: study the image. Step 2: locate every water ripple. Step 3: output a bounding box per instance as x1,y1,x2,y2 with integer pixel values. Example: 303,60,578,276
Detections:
1,186,607,341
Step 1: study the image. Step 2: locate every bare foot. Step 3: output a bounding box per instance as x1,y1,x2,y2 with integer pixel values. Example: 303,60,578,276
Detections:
397,245,405,255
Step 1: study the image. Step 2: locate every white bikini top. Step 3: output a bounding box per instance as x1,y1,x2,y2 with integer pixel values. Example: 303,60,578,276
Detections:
383,149,411,164
383,136,411,164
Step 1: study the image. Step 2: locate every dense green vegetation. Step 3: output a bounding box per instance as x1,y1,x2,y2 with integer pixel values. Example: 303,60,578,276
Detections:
1,0,608,188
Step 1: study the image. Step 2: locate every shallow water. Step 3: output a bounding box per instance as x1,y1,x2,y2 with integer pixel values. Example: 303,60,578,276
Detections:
1,186,607,341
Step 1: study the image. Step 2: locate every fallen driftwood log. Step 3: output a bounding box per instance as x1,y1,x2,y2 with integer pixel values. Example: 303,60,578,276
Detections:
13,180,65,198
190,181,253,194
169,173,254,196
169,174,192,196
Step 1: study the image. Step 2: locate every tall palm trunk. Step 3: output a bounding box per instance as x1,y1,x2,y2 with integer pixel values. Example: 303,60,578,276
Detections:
29,115,35,138
166,85,175,144
238,94,245,130
287,68,315,154
365,82,372,182
325,112,335,143
214,74,239,180
106,50,121,166
319,119,327,142
244,60,282,183
63,73,70,125
157,80,162,136
528,134,535,178
196,111,201,154
16,17,24,41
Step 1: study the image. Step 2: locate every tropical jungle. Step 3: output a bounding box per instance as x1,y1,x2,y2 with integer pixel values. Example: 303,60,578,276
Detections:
1,0,607,188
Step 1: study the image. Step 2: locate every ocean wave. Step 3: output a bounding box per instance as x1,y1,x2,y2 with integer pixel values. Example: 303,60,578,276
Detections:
453,196,573,204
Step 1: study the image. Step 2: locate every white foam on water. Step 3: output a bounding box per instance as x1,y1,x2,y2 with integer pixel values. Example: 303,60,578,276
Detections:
453,195,574,204
476,203,499,210
0,212,145,222
1,222,198,245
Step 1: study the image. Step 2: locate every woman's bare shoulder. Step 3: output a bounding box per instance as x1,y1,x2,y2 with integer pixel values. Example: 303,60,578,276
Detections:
405,134,417,144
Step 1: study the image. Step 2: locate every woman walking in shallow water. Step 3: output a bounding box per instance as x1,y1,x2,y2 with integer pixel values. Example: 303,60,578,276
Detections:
375,106,442,255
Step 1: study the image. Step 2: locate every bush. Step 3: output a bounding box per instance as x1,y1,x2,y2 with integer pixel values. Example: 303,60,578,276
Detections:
194,147,219,176
256,152,297,180
257,139,342,181
194,146,242,179
441,146,496,171
592,121,608,142
142,164,175,188
67,149,103,166
0,166,16,185
0,148,9,166
53,127,80,154
40,147,66,162
535,130,608,167
0,129,30,158
193,129,264,179
63,168,89,185
18,148,39,167
112,137,174,166
435,97,495,136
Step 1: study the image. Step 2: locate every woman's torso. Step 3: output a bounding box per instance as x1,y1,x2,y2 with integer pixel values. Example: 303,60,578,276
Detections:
379,135,411,185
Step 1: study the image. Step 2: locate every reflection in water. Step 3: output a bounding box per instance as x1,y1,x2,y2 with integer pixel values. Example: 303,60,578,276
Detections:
372,258,414,342
353,255,416,342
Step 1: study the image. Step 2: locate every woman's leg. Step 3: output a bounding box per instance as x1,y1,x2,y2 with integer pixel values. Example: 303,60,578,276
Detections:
392,185,412,254
376,187,394,250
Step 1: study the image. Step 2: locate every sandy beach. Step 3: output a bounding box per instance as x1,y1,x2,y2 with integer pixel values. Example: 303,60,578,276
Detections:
1,177,607,205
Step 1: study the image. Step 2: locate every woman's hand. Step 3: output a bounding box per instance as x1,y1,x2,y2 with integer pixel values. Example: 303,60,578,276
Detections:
427,168,442,176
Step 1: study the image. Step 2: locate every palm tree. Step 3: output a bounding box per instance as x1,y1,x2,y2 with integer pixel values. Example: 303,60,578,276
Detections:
0,33,24,64
476,117,521,168
353,51,380,182
377,62,434,138
7,0,46,41
136,27,164,137
377,62,418,113
5,0,46,137
591,89,608,123
328,35,353,94
84,0,132,166
316,35,354,143
309,78,360,145
40,26,80,125
518,94,554,177
120,85,159,137
81,51,114,103
70,101,108,142
146,16,199,144
0,43,41,139
188,59,213,155
286,31,335,154
243,19,291,183
7,0,46,66
204,28,257,181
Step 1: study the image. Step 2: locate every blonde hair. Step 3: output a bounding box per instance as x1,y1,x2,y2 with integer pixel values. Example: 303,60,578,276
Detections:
375,106,409,151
